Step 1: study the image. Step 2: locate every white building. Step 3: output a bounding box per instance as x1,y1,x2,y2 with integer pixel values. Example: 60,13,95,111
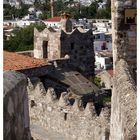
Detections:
28,7,35,13
93,32,112,51
3,20,18,28
93,19,112,32
16,20,37,27
95,56,111,69
95,51,113,70
43,17,61,28
4,28,14,40
3,19,37,28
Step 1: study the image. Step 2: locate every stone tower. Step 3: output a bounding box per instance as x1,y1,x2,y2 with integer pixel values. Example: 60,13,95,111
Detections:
34,13,94,77
111,0,137,73
60,13,72,32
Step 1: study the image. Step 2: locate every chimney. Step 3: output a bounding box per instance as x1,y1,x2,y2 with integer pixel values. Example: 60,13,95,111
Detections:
60,13,72,32
50,0,54,18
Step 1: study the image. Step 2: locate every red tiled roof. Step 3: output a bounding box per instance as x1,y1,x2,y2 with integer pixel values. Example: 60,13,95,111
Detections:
107,69,113,77
4,51,48,71
46,17,61,22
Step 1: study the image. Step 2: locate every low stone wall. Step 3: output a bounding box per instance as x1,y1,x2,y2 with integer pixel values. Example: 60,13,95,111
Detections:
28,77,110,140
110,59,136,140
17,50,34,57
19,64,54,77
4,71,31,140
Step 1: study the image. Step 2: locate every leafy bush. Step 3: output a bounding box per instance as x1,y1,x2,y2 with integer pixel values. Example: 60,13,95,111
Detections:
89,76,102,88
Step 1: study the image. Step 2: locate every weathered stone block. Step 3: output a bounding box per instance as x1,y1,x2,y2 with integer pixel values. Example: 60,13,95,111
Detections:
4,71,31,140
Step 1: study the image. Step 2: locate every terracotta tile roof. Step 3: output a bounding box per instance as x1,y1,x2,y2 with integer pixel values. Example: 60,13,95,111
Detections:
107,69,113,77
4,51,48,71
46,17,61,22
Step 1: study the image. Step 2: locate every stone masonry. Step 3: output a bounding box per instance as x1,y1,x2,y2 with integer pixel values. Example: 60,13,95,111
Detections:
111,0,137,73
3,1,137,139
34,13,95,77
110,0,137,139
110,59,136,140
28,77,110,140
4,71,31,140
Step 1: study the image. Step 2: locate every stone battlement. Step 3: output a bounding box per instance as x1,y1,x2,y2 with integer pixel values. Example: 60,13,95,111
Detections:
28,78,110,140
34,24,95,77
34,27,92,37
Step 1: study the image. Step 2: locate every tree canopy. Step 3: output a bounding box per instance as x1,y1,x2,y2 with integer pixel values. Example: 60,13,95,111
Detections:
4,3,30,19
54,0,111,19
4,22,46,52
4,0,111,20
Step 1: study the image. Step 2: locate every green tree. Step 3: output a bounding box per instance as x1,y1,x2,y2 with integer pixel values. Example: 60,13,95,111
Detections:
34,0,50,13
88,2,98,18
4,23,46,52
89,76,102,88
96,9,111,19
96,0,111,19
55,0,64,14
39,11,51,19
80,6,89,18
33,0,51,19
4,3,30,19
4,4,16,19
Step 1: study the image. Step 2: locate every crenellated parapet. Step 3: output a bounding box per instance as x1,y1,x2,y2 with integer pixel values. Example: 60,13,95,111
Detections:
34,18,95,76
28,77,110,140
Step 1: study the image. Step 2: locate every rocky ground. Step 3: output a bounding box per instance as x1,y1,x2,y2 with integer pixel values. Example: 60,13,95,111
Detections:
31,124,74,140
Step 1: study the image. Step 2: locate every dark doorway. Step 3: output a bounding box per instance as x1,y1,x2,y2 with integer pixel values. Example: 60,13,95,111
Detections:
42,41,48,58
71,43,74,50
101,42,107,50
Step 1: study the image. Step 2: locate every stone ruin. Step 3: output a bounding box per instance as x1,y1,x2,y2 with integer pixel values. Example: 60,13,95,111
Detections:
34,13,95,77
27,77,110,140
4,0,137,139
110,0,137,139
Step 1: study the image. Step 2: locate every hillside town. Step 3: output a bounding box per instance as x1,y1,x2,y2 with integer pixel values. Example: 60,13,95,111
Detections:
3,0,137,140
4,0,113,74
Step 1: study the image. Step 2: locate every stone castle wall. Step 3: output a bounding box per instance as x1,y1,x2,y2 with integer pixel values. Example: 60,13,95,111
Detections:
60,29,95,76
48,31,61,60
28,77,110,140
4,71,31,140
111,0,137,139
19,64,54,77
110,59,136,140
112,0,137,72
34,28,95,77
